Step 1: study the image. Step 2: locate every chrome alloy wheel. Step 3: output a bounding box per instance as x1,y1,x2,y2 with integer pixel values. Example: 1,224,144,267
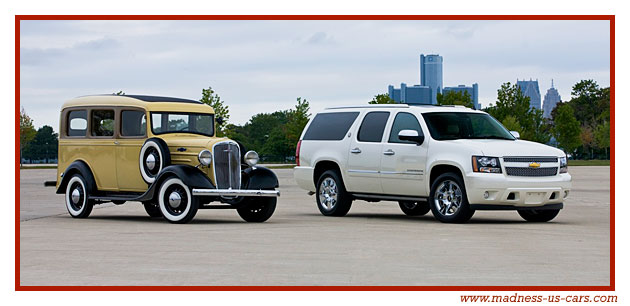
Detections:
433,180,463,216
319,177,338,211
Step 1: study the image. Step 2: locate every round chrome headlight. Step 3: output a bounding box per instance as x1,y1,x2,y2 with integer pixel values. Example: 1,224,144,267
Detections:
198,150,212,166
244,150,259,167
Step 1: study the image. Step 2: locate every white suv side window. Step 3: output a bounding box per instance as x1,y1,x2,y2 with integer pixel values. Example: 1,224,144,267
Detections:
357,111,390,143
388,112,423,144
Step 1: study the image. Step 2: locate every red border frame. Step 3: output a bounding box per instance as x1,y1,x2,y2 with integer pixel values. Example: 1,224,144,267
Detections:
15,15,615,291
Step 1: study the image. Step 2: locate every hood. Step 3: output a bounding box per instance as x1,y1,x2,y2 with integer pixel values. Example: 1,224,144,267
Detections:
447,139,565,157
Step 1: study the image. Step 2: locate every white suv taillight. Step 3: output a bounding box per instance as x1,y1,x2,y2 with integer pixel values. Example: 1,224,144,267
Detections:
296,140,302,166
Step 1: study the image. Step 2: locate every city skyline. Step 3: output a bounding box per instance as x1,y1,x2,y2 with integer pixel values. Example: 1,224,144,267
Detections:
20,20,610,130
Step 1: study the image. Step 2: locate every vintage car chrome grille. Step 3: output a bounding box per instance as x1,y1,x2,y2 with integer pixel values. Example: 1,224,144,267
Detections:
505,167,558,177
503,156,558,163
213,142,241,189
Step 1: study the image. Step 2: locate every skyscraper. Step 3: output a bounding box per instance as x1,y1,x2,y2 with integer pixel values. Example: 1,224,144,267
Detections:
516,79,541,110
443,83,479,109
420,54,443,104
543,79,561,118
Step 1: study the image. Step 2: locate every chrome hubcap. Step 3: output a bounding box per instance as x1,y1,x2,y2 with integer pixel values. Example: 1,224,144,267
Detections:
71,188,81,204
319,177,338,210
168,191,182,208
146,153,157,171
434,180,463,216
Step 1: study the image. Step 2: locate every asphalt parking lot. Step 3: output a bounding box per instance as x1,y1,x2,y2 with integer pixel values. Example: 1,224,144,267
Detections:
19,167,611,286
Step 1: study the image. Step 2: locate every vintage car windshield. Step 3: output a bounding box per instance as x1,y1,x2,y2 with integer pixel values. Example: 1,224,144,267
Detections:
151,112,214,137
422,112,515,141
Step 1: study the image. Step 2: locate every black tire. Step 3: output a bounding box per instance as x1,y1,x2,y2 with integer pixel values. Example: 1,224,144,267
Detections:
316,170,352,216
429,172,474,223
139,138,171,184
236,197,277,222
64,174,94,218
398,201,430,216
143,201,163,218
517,209,560,222
157,177,199,224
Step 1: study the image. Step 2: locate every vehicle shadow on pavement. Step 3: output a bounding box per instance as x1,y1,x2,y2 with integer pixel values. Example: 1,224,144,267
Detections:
84,215,244,224
295,213,574,225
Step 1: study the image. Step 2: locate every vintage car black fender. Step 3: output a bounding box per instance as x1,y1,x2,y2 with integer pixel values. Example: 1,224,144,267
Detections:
138,164,215,201
56,160,97,195
242,166,279,190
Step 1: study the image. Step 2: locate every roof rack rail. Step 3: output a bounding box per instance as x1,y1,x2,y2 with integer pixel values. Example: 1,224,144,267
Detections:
325,104,410,110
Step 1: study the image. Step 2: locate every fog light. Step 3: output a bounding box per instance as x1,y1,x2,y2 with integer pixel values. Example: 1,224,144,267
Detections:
483,191,490,199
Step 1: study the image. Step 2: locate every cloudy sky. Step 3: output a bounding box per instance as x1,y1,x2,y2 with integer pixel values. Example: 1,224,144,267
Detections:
20,19,610,130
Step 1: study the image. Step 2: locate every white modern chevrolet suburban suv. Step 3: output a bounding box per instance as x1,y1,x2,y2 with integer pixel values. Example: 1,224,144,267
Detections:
294,104,571,223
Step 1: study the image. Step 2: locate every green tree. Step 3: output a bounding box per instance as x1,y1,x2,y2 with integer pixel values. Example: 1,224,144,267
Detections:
594,121,610,158
20,108,37,166
553,104,582,155
200,86,230,136
286,97,311,153
437,91,474,108
501,115,522,135
485,82,550,143
369,93,397,104
23,125,58,163
113,91,125,95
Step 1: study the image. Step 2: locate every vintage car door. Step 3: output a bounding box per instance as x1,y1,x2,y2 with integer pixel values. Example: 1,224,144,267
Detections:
346,111,390,194
115,109,149,192
88,109,119,191
379,111,428,196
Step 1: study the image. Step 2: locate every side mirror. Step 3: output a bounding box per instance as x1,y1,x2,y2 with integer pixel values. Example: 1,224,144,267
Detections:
398,129,424,145
216,116,225,125
510,131,520,139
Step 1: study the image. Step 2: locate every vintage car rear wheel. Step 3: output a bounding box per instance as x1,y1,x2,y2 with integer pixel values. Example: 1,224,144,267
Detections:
158,177,198,224
65,174,94,218
236,196,277,222
139,138,171,184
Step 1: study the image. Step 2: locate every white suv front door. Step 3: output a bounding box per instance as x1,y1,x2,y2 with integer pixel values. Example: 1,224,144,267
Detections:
380,111,428,196
345,111,390,194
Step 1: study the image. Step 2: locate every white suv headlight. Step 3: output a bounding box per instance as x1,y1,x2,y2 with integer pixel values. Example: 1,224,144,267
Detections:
198,149,212,166
559,156,568,173
472,156,502,173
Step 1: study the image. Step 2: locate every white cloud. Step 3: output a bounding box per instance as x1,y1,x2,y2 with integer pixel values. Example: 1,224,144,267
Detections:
19,20,610,129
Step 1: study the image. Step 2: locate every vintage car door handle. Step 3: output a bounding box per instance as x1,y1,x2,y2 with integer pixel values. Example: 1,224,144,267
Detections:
114,141,120,145
383,149,395,156
350,148,362,154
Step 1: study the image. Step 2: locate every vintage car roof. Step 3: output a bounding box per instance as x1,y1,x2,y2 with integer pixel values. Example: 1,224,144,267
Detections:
61,94,214,113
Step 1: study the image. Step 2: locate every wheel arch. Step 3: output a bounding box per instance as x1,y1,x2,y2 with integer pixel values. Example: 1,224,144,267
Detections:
139,165,214,202
428,162,466,192
313,160,343,186
243,166,279,190
56,160,97,194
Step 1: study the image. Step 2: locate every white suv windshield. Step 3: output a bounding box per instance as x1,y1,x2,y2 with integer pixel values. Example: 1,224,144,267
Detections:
422,112,515,141
151,112,214,137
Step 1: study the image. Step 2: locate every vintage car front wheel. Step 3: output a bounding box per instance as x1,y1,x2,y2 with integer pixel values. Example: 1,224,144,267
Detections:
139,138,171,184
236,196,277,222
65,174,94,218
157,177,199,224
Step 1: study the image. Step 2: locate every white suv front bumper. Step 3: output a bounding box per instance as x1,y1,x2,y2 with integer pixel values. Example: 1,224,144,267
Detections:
465,172,571,207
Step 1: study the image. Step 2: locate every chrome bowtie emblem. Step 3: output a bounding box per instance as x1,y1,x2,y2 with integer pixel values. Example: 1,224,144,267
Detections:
529,162,541,168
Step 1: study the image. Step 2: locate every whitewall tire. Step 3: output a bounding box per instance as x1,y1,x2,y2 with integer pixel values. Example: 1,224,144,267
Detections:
65,174,94,218
139,138,170,184
158,177,198,224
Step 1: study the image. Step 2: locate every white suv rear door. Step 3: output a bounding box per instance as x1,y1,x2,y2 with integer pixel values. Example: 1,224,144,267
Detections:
380,111,428,196
345,111,390,194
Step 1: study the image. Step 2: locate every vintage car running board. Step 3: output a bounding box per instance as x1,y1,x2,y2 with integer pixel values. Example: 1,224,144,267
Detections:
192,189,280,197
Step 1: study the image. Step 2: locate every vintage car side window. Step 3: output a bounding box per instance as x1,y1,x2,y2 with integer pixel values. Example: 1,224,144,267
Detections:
303,112,360,141
121,110,146,137
91,110,115,137
67,110,87,137
388,112,424,144
357,111,390,142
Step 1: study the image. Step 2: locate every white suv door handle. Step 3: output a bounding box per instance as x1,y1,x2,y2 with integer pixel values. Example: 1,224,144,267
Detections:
383,149,395,156
350,148,362,154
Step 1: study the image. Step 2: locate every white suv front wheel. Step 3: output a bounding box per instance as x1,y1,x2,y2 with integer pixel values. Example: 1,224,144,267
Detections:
429,173,474,223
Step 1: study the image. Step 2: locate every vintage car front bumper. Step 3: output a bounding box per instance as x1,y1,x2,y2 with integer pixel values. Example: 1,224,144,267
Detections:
192,188,280,197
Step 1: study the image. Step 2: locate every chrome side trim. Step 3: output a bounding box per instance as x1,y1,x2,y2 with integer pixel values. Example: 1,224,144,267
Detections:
347,169,379,174
380,171,423,175
192,189,280,197
351,193,427,202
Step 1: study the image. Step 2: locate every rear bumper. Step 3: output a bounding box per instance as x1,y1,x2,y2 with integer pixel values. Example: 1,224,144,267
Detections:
294,166,316,192
192,189,280,197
